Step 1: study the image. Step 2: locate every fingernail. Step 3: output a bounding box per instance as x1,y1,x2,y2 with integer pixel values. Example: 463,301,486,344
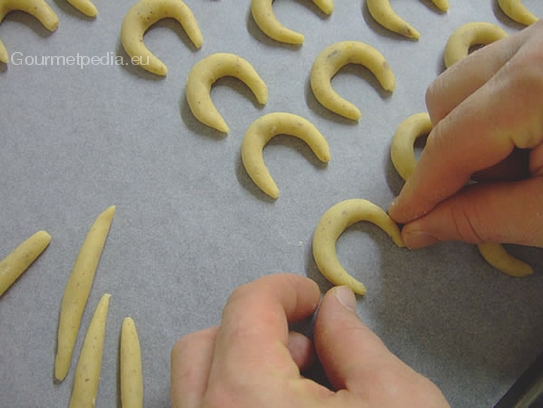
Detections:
387,197,398,213
404,231,439,249
334,286,357,313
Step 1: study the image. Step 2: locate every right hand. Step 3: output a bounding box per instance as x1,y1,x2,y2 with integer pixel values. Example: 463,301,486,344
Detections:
388,19,543,250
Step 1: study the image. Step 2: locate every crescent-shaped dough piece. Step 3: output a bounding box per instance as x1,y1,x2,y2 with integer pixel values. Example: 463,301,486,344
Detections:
241,112,331,199
390,113,533,278
310,41,395,121
430,0,449,12
121,0,203,76
312,199,405,295
67,0,97,18
477,243,533,278
366,0,420,40
251,0,333,45
0,0,58,64
444,22,508,68
186,53,268,134
390,112,432,182
498,0,538,26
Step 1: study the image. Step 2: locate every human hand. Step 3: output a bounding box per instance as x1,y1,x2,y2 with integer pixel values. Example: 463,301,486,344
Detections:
170,273,450,408
388,19,543,249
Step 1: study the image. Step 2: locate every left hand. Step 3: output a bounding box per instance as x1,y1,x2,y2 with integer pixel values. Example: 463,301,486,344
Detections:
170,273,450,408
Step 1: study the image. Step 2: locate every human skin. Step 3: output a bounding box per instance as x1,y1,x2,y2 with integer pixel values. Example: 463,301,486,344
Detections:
388,19,543,250
170,273,450,408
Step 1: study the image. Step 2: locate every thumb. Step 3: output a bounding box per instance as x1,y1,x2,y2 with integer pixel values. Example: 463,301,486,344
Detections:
313,286,402,391
313,287,451,407
401,178,543,249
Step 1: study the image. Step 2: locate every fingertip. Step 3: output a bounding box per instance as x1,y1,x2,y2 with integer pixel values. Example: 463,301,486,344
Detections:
387,193,416,225
170,327,217,408
387,197,399,217
331,286,357,314
402,229,440,250
314,286,392,390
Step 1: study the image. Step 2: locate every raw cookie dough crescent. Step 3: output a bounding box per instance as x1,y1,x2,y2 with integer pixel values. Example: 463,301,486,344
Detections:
67,0,97,18
390,113,533,277
312,199,404,295
241,112,331,199
0,0,58,64
186,53,268,133
251,0,333,45
366,0,420,39
121,0,203,76
498,0,538,26
444,22,508,68
430,0,449,12
310,41,395,121
390,112,433,182
366,0,449,39
477,243,533,277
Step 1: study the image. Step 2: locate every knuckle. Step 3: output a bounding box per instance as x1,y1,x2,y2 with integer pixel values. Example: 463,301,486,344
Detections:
425,77,445,123
452,211,483,243
500,46,543,147
447,197,488,243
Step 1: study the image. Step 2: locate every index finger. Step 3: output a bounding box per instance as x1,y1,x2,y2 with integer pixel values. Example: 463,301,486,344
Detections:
425,29,521,124
209,274,321,381
389,46,543,223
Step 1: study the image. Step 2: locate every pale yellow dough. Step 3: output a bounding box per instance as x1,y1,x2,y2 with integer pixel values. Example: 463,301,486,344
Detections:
312,199,404,295
251,0,333,45
0,0,58,64
430,0,449,12
444,22,508,68
186,53,268,133
69,294,111,408
366,0,449,39
310,41,395,121
55,206,116,383
0,231,51,296
121,0,203,76
477,243,533,278
67,0,97,18
498,0,538,26
390,112,433,181
241,112,331,199
121,317,144,408
366,0,420,40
